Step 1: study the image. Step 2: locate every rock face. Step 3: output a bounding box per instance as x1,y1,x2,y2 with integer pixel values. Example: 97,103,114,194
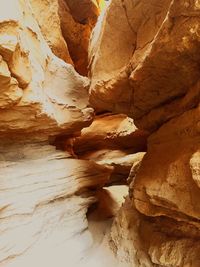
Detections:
89,0,200,122
73,113,147,185
30,0,102,75
0,0,94,140
0,1,109,266
0,142,111,266
58,0,102,75
89,0,200,266
1,0,200,266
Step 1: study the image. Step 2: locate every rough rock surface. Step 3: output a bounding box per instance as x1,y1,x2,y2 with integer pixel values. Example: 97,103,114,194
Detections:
88,0,200,266
58,0,102,75
30,0,102,75
73,113,147,185
89,0,200,126
1,0,200,266
0,142,111,266
0,0,94,140
0,1,110,266
30,0,73,64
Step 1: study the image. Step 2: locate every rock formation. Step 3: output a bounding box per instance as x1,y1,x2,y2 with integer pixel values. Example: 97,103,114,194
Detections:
30,0,102,75
1,0,200,266
89,0,200,266
73,113,147,185
0,1,109,266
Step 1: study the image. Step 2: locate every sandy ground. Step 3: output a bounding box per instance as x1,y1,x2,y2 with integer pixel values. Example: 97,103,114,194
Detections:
76,185,130,267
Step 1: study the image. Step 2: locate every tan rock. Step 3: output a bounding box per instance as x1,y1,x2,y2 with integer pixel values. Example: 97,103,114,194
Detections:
64,0,100,27
89,0,200,129
73,113,147,185
190,150,200,188
0,2,102,265
0,142,111,266
0,0,93,140
110,198,153,267
133,107,200,222
111,198,200,267
125,107,200,266
30,0,73,64
74,113,148,155
29,0,102,74
0,56,23,108
58,0,101,75
89,2,200,264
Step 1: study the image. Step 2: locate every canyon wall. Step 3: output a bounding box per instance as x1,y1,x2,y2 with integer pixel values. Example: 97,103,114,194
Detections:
0,1,107,266
0,0,200,266
89,0,200,266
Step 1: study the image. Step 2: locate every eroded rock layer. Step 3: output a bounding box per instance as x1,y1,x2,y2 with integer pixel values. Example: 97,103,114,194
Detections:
89,0,200,266
0,1,109,266
1,0,200,266
0,142,111,266
73,113,147,185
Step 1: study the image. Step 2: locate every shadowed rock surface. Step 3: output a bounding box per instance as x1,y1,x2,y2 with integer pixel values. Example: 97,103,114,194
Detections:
89,0,200,266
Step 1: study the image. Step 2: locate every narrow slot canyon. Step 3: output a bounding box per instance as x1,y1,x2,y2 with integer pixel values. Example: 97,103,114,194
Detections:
0,1,200,267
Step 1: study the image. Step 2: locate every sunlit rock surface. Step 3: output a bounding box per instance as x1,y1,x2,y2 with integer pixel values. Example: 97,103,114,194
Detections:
0,142,112,266
30,0,102,75
0,1,109,266
58,0,102,75
0,0,94,139
89,0,200,125
1,0,200,266
73,113,147,185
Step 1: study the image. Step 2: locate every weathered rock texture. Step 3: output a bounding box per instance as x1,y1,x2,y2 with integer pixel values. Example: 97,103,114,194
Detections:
1,0,200,266
30,0,102,75
89,0,200,124
0,1,109,266
0,142,111,266
89,0,200,266
73,113,147,185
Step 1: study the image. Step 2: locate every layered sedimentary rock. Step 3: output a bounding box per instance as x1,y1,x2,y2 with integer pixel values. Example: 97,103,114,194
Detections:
1,0,200,266
73,113,147,185
0,0,95,139
0,142,111,266
0,1,109,266
89,0,200,266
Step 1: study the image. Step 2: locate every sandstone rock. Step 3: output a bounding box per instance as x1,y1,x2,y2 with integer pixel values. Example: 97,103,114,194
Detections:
28,0,103,75
64,0,100,26
96,151,145,186
0,1,106,266
58,0,102,75
30,0,73,64
74,114,147,155
91,2,200,266
73,114,148,185
190,150,200,188
89,0,200,129
116,107,200,266
1,0,200,267
0,0,93,140
111,198,200,267
0,142,112,266
133,107,200,224
110,198,153,267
